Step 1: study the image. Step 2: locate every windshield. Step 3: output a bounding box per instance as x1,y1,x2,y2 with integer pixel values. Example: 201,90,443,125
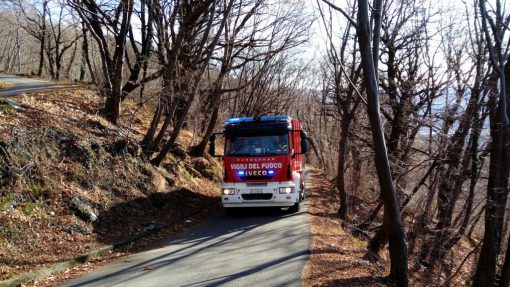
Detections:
226,134,289,156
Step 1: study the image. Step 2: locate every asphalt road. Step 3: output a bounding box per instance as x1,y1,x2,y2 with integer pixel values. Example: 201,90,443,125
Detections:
0,74,55,97
61,204,310,287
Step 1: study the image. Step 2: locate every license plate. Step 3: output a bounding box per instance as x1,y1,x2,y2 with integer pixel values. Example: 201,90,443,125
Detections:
250,189,263,194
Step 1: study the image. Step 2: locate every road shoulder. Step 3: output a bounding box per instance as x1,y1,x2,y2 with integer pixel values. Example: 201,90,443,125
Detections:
302,170,385,287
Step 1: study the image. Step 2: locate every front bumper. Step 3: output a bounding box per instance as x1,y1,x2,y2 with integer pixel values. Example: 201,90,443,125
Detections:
221,181,299,208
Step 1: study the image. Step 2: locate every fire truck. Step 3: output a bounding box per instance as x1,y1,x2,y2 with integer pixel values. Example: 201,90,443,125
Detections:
209,116,309,214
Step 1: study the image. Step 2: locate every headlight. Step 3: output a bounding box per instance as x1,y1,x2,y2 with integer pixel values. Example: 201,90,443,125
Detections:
279,187,293,194
222,188,236,195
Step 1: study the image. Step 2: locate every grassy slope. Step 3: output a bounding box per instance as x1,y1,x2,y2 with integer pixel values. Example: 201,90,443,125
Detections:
0,87,222,280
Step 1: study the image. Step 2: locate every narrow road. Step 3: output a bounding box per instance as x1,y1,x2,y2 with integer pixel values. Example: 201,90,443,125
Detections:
62,205,310,287
0,74,55,97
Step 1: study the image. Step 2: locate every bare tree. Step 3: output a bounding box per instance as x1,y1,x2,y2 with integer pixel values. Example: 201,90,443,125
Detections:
472,0,510,286
11,0,49,76
149,0,234,166
189,0,309,156
45,1,81,80
317,0,362,220
323,0,409,285
355,0,408,285
69,0,135,124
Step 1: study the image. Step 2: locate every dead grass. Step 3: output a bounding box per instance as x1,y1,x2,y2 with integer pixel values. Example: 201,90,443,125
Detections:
303,169,477,286
0,81,13,89
0,86,223,284
303,169,387,287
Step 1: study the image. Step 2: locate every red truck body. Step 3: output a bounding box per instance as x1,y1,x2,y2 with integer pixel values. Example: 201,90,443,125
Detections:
211,116,308,212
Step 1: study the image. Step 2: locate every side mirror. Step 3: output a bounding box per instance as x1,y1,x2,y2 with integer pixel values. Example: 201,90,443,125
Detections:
209,134,216,156
300,131,309,153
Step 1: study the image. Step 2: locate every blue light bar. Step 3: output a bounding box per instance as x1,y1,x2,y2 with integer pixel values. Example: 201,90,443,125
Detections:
268,170,275,175
225,116,291,124
237,170,245,176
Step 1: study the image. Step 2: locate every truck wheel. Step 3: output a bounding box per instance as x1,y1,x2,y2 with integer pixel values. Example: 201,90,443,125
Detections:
300,184,306,201
289,202,300,213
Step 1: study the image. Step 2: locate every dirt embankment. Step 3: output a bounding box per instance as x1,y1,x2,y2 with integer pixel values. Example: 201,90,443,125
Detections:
303,169,477,287
0,88,223,282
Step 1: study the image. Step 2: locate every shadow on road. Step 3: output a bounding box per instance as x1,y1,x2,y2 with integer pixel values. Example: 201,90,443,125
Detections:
223,206,297,217
66,205,309,287
92,188,216,246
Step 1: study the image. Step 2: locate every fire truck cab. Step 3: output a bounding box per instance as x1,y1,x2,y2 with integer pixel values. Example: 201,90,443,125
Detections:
209,116,309,213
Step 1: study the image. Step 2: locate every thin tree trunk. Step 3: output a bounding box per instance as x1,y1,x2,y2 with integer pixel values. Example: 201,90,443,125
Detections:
37,33,45,77
189,74,226,156
148,97,179,154
65,42,78,80
81,25,95,83
467,205,485,239
499,234,510,287
190,104,220,157
37,4,47,77
141,101,164,151
337,118,351,220
350,145,362,205
152,0,232,166
357,0,408,285
358,200,383,230
15,30,21,74
473,1,510,284
472,99,510,287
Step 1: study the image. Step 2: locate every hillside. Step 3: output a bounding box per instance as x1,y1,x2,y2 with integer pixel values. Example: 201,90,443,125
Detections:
0,87,223,281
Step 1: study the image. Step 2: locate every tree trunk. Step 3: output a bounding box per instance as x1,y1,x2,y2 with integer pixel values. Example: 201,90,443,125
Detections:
81,25,95,83
65,42,78,80
152,96,195,166
101,0,134,124
189,75,226,157
473,1,510,284
141,101,164,151
467,205,485,239
103,71,123,124
151,0,232,165
37,33,45,77
190,104,220,157
336,118,350,220
148,97,179,154
350,146,362,205
37,3,47,77
357,0,408,285
428,87,480,262
499,234,510,287
472,98,510,287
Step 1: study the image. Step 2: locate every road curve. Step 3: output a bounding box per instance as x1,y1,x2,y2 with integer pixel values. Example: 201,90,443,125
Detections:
0,74,55,97
61,205,310,287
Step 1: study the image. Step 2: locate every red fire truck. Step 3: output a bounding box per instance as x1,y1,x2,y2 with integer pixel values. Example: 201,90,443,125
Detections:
209,116,309,213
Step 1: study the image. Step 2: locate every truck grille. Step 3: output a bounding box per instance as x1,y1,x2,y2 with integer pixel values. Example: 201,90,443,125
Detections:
242,175,274,180
242,194,273,200
246,183,268,187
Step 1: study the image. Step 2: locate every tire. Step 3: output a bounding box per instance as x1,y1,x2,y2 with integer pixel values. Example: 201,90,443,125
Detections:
289,202,300,213
300,184,306,201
